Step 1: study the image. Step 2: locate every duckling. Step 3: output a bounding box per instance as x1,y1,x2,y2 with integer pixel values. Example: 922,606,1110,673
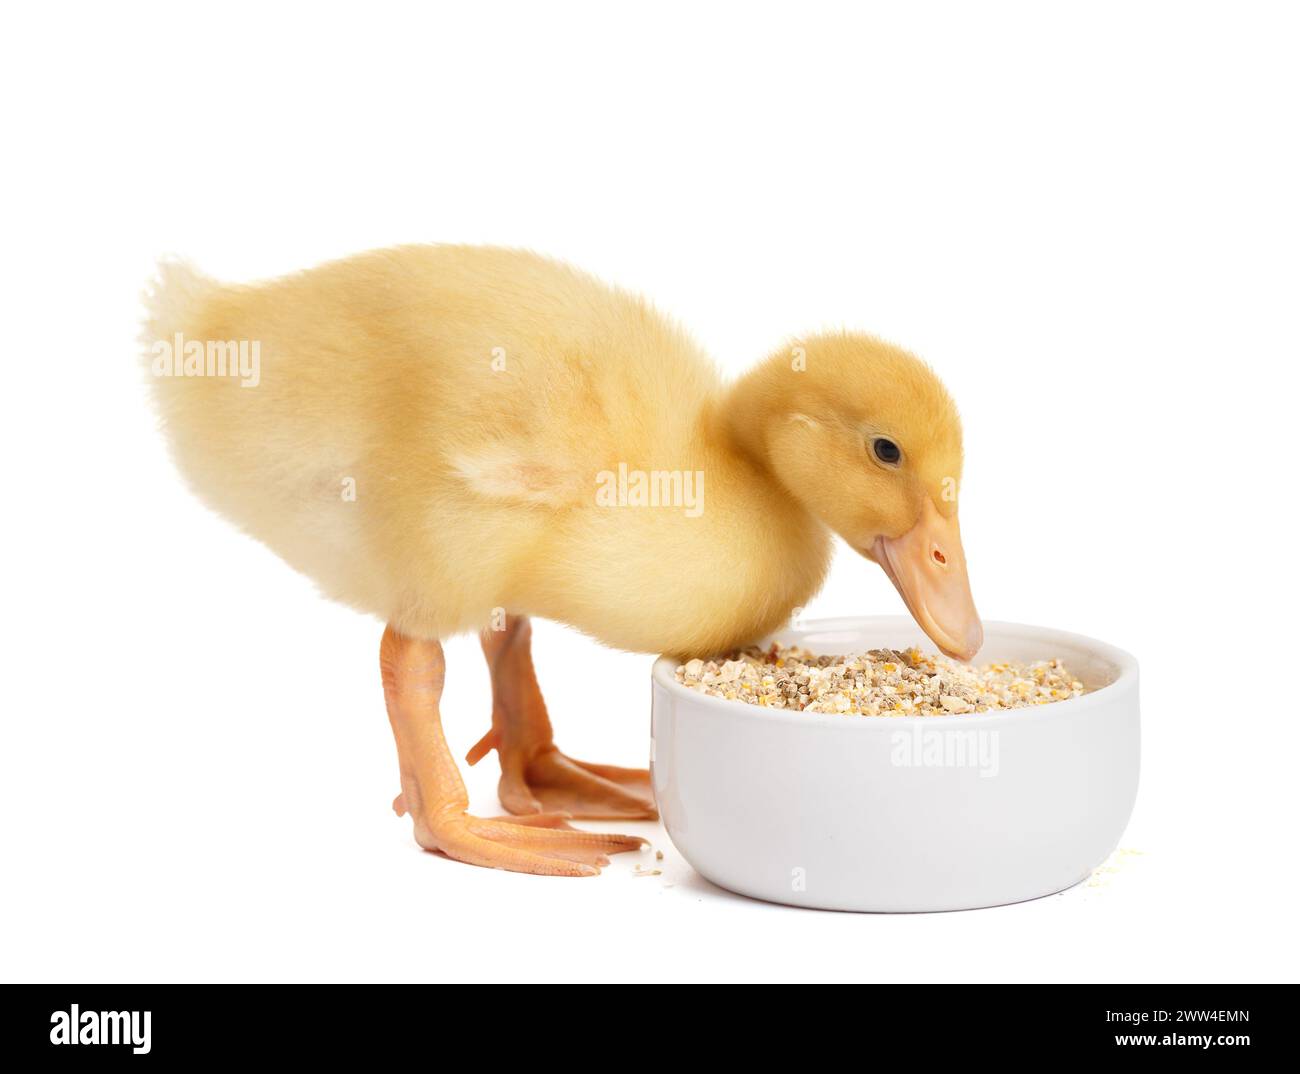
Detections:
142,245,981,876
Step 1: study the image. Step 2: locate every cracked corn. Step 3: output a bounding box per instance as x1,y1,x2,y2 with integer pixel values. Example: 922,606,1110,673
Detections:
675,644,1084,716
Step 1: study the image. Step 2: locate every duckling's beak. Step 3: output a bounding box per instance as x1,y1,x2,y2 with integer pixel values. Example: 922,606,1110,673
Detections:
868,498,983,661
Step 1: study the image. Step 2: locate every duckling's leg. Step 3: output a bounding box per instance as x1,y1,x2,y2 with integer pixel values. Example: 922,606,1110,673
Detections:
465,616,658,820
381,625,645,875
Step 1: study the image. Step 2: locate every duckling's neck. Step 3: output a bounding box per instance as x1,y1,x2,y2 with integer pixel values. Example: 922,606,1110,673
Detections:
714,353,796,474
676,372,834,647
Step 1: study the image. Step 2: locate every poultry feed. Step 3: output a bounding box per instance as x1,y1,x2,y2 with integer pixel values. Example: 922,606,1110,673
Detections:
676,644,1084,715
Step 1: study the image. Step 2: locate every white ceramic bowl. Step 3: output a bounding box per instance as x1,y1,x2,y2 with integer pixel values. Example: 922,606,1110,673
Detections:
651,617,1139,912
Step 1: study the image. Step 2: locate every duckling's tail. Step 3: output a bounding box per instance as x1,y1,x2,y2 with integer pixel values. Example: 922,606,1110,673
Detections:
139,258,256,509
140,258,217,352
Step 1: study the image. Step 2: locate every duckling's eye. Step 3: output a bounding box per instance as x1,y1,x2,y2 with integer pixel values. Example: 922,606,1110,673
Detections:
872,438,901,465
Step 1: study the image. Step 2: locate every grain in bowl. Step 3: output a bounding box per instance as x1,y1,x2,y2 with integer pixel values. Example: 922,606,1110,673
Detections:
675,643,1084,716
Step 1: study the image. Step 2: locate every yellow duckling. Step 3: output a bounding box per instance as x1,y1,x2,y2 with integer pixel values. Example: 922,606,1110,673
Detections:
143,245,981,876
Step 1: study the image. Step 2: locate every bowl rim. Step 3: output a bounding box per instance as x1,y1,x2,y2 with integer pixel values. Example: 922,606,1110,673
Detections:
651,616,1139,729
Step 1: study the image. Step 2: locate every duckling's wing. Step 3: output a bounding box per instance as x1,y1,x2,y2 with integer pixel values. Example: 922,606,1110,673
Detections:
449,441,589,507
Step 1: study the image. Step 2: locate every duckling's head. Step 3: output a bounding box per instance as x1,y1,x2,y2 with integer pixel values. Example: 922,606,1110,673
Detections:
732,332,982,660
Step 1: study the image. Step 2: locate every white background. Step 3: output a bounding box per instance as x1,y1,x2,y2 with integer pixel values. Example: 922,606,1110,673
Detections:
2,2,1297,983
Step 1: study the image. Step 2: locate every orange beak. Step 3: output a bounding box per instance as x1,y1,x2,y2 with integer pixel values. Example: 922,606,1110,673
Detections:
870,498,983,661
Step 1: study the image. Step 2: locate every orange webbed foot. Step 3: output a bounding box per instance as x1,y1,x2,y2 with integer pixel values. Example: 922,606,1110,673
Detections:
474,615,659,821
382,625,644,877
396,797,645,875
479,742,657,820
